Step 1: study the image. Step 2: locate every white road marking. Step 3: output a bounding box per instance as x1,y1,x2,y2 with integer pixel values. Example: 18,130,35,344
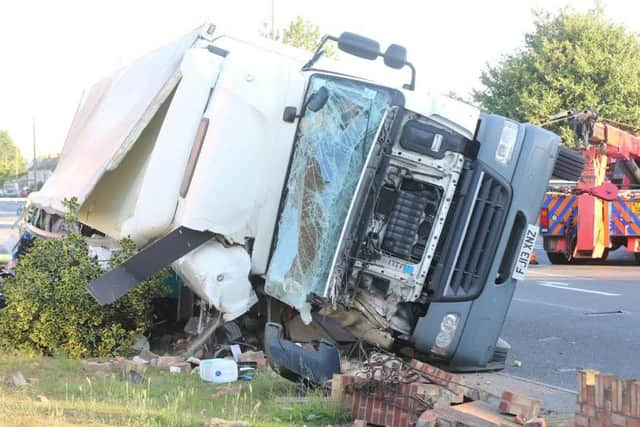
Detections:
512,297,589,312
535,281,620,296
540,281,568,287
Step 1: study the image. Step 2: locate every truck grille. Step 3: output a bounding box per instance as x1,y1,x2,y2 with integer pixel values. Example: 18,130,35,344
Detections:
427,164,511,300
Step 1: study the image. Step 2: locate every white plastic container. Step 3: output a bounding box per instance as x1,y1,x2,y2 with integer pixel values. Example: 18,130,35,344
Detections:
199,359,238,383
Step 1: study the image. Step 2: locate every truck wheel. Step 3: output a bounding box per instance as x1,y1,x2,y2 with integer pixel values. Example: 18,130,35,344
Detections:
547,252,570,264
552,146,585,181
635,253,640,265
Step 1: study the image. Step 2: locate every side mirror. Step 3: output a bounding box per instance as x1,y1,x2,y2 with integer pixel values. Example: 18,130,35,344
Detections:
306,87,329,112
282,87,329,123
337,32,380,60
384,44,407,69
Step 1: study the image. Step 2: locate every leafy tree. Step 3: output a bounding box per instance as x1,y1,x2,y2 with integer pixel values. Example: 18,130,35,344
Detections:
262,16,336,57
0,130,27,184
473,7,640,145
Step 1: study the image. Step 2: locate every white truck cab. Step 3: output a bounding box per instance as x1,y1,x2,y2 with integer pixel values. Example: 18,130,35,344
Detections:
26,24,577,375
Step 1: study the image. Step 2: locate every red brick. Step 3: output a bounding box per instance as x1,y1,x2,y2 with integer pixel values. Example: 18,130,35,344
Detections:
611,412,627,427
626,417,640,427
586,385,596,406
596,374,616,409
385,406,393,427
393,407,402,427
584,404,596,417
365,394,374,421
353,420,367,427
416,410,439,427
633,383,640,417
499,391,541,420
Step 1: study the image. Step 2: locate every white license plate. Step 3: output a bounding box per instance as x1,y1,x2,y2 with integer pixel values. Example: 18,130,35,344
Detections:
512,224,538,280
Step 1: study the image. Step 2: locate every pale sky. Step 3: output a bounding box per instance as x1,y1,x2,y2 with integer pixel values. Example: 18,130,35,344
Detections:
0,0,638,158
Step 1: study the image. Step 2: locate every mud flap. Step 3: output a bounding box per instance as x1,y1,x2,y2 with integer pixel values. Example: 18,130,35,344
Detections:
264,322,341,384
87,226,213,305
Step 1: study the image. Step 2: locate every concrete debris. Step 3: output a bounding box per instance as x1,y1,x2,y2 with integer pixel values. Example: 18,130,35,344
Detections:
237,350,267,368
137,349,160,363
169,362,192,373
417,401,522,427
9,371,27,387
132,335,150,352
150,356,184,369
131,355,150,365
499,391,541,423
37,395,49,403
208,418,249,427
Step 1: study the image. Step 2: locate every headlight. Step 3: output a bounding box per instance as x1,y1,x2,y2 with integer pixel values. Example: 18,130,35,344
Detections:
431,313,460,355
495,120,518,164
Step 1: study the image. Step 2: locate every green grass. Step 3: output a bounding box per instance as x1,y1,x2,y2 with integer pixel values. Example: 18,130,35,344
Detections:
0,351,350,426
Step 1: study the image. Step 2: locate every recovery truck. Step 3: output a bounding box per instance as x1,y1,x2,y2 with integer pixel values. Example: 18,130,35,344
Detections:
541,110,640,264
21,23,583,376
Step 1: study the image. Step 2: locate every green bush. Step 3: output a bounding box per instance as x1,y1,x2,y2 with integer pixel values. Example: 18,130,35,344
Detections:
0,233,169,358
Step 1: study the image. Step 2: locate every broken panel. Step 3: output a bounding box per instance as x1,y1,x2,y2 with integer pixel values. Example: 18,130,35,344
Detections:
265,76,393,321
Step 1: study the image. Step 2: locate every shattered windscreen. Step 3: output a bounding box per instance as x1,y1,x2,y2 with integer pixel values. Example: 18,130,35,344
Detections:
265,75,393,320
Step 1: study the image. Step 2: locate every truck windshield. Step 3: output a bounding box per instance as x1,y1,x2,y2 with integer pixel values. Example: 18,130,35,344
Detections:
265,75,393,319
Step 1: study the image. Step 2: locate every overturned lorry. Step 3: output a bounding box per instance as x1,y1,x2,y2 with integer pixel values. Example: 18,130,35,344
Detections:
25,24,583,374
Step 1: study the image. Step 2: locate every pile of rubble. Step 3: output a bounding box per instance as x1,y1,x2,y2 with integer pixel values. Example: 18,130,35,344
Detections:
331,353,546,427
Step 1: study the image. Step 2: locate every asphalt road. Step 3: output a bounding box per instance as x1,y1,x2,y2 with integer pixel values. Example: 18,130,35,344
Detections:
501,245,640,392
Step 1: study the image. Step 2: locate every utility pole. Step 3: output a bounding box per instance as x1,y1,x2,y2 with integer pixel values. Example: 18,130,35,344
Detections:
32,117,37,189
270,0,275,39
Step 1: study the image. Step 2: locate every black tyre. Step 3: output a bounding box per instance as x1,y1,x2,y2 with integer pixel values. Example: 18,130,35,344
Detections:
547,252,570,264
552,146,585,181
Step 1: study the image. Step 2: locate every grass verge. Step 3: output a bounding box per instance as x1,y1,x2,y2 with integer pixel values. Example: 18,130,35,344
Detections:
0,351,350,426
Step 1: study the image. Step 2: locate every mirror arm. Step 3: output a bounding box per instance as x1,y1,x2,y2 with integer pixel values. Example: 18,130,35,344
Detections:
302,35,337,71
402,61,416,91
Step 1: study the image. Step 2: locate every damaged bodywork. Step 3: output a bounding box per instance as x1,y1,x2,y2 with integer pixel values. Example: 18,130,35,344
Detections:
22,24,581,373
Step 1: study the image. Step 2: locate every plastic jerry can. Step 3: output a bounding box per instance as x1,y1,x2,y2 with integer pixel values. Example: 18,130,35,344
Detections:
199,359,238,383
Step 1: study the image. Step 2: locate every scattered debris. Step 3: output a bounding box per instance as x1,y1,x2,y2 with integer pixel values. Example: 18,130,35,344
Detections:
150,356,184,369
169,362,192,373
9,371,27,387
208,418,249,427
132,335,150,352
237,350,267,368
81,360,113,375
131,355,150,365
27,377,40,385
36,395,49,403
331,353,549,427
512,360,523,368
200,359,238,383
137,349,160,363
499,390,541,423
